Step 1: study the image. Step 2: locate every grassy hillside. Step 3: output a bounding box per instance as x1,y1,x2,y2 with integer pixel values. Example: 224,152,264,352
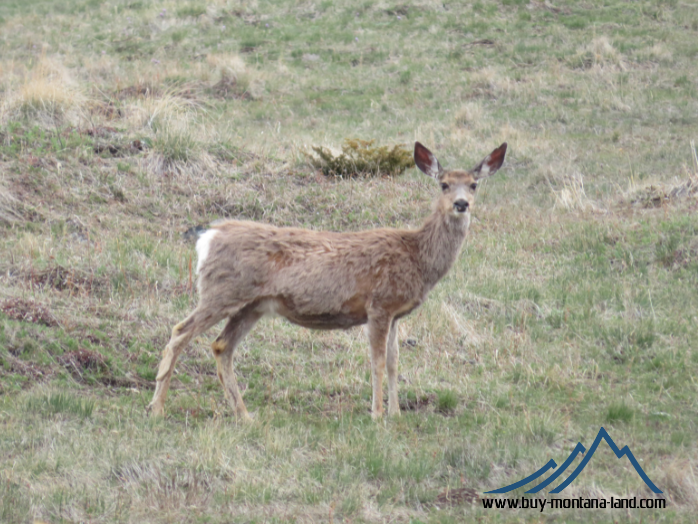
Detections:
1,0,697,522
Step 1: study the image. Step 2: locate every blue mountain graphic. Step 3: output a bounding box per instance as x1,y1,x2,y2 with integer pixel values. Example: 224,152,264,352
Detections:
484,459,558,494
485,427,662,494
525,442,585,493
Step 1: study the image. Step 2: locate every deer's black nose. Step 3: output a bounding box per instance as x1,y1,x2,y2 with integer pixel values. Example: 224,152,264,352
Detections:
453,199,469,213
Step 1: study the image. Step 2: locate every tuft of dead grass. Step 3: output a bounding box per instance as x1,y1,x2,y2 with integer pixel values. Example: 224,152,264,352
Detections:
659,460,698,506
207,53,264,100
1,57,85,127
579,36,626,70
541,160,598,212
454,102,484,130
0,183,27,224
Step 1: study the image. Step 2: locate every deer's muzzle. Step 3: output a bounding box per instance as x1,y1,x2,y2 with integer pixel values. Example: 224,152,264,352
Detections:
453,199,469,213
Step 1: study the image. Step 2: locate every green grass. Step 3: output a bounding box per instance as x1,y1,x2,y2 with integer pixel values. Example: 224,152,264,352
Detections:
25,391,96,418
607,403,634,425
0,0,697,522
436,389,459,414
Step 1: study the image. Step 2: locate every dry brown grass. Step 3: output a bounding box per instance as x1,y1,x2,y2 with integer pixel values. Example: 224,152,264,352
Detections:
1,56,86,127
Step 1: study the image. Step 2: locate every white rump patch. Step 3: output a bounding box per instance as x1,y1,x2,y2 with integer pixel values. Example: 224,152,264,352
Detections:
195,229,218,274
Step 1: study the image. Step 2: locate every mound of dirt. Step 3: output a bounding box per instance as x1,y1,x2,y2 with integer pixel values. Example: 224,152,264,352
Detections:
1,298,58,327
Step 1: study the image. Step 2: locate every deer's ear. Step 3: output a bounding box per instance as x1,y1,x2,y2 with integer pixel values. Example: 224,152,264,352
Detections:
414,142,443,179
472,143,507,180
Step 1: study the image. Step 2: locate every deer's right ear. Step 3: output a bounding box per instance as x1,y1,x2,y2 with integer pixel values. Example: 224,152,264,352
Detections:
414,142,443,179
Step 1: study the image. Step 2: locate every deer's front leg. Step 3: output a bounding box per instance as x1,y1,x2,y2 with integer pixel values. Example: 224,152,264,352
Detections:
386,319,400,417
368,314,392,420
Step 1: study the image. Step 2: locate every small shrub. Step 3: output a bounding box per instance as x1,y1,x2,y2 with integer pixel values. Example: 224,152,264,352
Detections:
655,234,681,268
436,389,458,414
152,126,199,164
170,29,188,44
307,138,415,178
137,365,157,381
177,5,206,18
607,403,634,424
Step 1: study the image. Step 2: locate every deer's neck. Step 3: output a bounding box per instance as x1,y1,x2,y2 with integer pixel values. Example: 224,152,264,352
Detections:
415,211,470,288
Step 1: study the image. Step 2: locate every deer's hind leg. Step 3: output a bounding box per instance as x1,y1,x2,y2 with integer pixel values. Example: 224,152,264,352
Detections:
212,305,264,421
149,307,226,417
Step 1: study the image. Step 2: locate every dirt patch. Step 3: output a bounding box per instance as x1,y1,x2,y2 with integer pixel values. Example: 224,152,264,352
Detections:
93,139,144,157
88,101,123,120
211,76,251,100
626,178,698,208
83,125,119,137
1,298,58,327
100,375,153,389
399,392,436,412
464,39,495,47
58,349,152,389
672,240,698,269
435,487,480,506
0,352,50,384
12,265,108,296
116,83,160,99
116,82,201,101
385,5,410,17
59,349,107,373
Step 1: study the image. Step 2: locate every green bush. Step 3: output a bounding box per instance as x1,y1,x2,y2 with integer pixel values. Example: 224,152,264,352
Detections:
307,138,415,178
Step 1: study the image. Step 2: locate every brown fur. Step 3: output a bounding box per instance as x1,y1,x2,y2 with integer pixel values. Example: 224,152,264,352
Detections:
148,142,507,420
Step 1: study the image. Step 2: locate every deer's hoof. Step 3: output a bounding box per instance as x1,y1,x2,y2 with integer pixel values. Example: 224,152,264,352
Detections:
148,403,165,417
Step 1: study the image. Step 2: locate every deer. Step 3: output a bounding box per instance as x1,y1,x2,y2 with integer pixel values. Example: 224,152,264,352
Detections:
148,141,507,420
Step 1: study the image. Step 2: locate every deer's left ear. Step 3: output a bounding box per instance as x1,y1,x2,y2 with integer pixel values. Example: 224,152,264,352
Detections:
414,142,443,180
472,143,507,180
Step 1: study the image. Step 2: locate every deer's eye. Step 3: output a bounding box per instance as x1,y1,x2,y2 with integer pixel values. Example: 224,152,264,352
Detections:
470,183,477,191
441,183,449,191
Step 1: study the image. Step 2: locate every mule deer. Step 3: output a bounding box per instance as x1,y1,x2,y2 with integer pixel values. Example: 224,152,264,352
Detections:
148,142,507,420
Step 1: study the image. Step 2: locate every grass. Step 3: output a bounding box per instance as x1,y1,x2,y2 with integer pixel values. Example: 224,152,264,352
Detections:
607,403,634,425
0,0,697,522
25,391,96,418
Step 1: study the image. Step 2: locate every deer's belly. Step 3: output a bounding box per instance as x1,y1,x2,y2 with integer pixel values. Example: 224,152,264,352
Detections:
285,312,367,330
256,298,367,330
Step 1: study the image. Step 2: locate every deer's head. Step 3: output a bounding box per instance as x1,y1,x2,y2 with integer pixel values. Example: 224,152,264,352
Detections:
414,142,507,219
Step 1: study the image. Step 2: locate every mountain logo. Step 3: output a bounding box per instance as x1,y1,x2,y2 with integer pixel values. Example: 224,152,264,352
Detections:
485,427,662,494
